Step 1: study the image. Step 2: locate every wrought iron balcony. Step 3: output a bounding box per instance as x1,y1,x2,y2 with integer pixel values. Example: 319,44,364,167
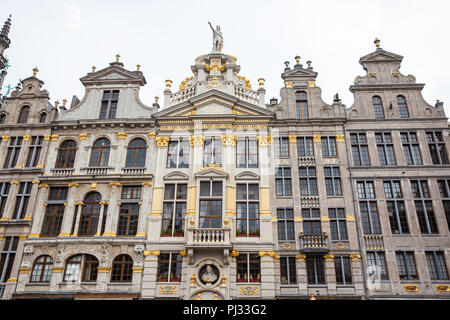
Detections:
299,233,329,253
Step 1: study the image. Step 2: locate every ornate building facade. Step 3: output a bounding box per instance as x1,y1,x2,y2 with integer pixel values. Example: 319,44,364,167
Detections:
0,20,449,300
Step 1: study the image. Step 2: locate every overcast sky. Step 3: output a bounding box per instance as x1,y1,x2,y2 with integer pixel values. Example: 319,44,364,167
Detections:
1,0,450,116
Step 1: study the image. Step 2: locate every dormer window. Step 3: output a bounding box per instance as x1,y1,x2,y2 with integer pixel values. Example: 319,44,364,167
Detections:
99,90,119,120
372,96,385,119
397,95,409,118
0,114,6,124
39,113,47,123
295,91,308,119
18,106,30,124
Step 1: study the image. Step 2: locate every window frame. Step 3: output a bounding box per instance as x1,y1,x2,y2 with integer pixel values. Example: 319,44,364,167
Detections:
277,208,295,241
161,183,187,237
55,140,77,169
99,90,119,120
198,180,223,228
236,183,260,237
110,254,133,283
275,166,292,197
203,137,222,167
89,138,111,167
236,138,258,168
401,132,422,165
236,253,261,283
295,91,308,120
25,136,43,168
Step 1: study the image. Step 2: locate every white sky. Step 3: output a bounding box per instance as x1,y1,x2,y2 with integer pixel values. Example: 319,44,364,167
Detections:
2,0,450,116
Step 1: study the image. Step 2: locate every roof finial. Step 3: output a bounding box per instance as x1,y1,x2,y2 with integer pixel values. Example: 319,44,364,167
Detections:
63,98,67,106
92,65,96,72
33,67,39,76
155,96,159,104
136,64,141,71
54,100,59,107
116,53,120,62
295,55,300,64
374,38,381,48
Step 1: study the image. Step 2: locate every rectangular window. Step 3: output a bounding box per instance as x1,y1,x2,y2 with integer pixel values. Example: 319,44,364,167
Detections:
359,201,381,234
329,208,348,240
0,236,19,287
277,208,295,241
357,181,375,199
384,180,409,234
401,132,422,165
280,256,297,285
4,137,22,168
157,253,183,282
167,138,190,168
350,133,370,166
0,182,10,218
236,253,261,283
334,256,352,284
306,256,325,284
321,136,337,157
324,166,342,196
395,251,418,280
275,167,292,196
302,208,321,235
440,180,450,230
41,187,68,237
299,166,318,196
203,137,222,166
375,132,396,166
25,136,43,167
162,183,187,237
99,90,119,120
236,184,259,237
425,251,449,280
275,137,289,158
427,131,449,165
411,180,438,234
117,186,141,236
12,182,31,220
367,251,388,280
297,136,313,157
199,181,223,228
237,138,258,168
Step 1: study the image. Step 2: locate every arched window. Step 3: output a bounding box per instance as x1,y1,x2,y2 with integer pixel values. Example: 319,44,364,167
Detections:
125,138,146,167
111,254,133,282
78,192,102,236
39,113,47,123
30,255,53,283
18,106,30,123
397,95,409,118
372,96,385,119
63,254,99,282
55,140,77,168
295,91,308,119
89,138,110,167
0,114,6,124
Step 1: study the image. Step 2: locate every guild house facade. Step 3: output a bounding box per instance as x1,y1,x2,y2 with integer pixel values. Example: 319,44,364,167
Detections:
0,18,449,300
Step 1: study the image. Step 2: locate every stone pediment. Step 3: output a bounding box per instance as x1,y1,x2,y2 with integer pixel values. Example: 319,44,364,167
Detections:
163,171,189,180
359,49,403,64
80,65,146,86
194,165,229,179
153,90,274,118
282,68,318,78
235,171,260,180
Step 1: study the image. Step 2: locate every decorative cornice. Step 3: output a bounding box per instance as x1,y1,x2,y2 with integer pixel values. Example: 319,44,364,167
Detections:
156,136,170,147
256,135,272,146
190,135,204,146
221,134,237,146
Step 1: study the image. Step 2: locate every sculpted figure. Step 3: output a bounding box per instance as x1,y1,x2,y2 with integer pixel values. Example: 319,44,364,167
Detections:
208,22,223,52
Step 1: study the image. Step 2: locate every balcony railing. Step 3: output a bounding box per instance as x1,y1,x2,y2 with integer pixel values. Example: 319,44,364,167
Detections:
300,196,320,208
122,167,146,175
298,156,316,166
364,235,384,250
81,167,112,175
187,227,231,247
51,168,74,176
299,233,329,252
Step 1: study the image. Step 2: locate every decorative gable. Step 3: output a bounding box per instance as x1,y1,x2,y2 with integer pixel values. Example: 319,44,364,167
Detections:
164,171,190,181
194,165,229,179
80,64,146,87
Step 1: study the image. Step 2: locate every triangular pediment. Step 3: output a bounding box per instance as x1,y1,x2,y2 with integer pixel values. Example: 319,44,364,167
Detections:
359,49,403,64
194,165,229,179
80,65,146,86
282,67,318,79
153,90,274,118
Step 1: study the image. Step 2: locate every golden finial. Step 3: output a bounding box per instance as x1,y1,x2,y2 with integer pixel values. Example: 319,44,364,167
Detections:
116,54,120,62
63,98,67,106
165,79,172,88
92,65,96,72
54,100,60,107
258,78,265,88
374,38,381,48
295,56,300,64
33,67,39,76
136,64,141,71
436,99,440,103
155,96,159,103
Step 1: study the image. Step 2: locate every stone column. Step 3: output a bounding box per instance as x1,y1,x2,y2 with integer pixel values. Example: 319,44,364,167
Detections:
257,135,273,242
28,183,50,238
14,134,31,169
141,250,160,298
75,133,90,174
115,132,128,173
324,254,336,294
296,254,308,294
258,251,276,299
0,136,10,162
222,134,236,240
136,182,152,237
23,180,41,222
103,182,121,237
349,254,364,296
95,202,107,236
417,130,432,165
71,202,83,237
2,237,28,299
58,182,79,237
